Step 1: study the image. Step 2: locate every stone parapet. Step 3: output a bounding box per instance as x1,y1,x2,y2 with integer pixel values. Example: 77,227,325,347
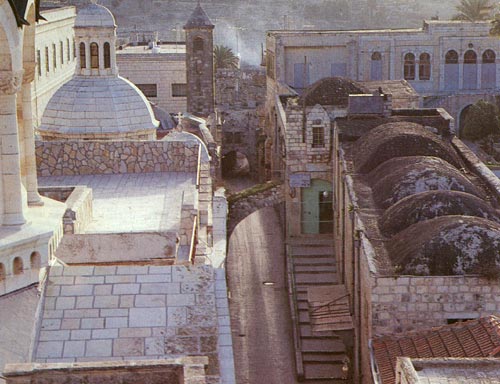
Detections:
36,141,200,176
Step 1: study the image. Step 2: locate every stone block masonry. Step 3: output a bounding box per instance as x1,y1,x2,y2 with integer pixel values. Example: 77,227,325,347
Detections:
372,275,500,335
36,141,200,177
34,265,236,384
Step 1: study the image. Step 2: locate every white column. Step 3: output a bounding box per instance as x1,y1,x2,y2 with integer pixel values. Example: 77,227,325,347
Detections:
99,39,104,72
458,59,464,90
0,70,27,225
21,64,43,205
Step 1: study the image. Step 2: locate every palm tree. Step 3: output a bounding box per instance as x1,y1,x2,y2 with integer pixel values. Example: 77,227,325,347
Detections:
214,45,239,70
491,12,500,35
452,0,493,21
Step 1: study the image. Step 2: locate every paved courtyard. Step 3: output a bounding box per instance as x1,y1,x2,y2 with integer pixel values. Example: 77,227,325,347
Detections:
39,172,196,233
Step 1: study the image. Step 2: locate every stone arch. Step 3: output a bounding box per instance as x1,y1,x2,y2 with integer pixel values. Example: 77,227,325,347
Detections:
418,52,431,80
79,42,86,69
458,104,473,138
444,49,459,90
90,42,99,69
0,1,19,72
104,42,111,68
482,49,496,88
371,51,383,81
463,50,478,90
13,256,24,275
30,251,41,269
403,52,416,80
221,150,249,177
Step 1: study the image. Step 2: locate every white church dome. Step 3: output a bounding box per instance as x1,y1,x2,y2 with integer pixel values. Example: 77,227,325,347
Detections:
39,76,159,139
75,3,116,28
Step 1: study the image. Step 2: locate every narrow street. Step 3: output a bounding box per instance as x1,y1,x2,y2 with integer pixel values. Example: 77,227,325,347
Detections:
227,206,300,384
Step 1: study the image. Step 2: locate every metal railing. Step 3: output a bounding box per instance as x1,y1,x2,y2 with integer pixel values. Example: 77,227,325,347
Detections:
188,214,198,265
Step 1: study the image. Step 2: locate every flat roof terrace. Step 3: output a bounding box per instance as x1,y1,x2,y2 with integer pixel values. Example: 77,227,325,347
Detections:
38,172,196,234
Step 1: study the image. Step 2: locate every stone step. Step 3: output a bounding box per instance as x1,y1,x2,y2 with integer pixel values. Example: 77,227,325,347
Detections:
294,257,336,266
303,352,347,363
301,338,346,353
292,247,334,257
294,265,337,274
304,362,346,380
299,324,336,338
296,273,338,285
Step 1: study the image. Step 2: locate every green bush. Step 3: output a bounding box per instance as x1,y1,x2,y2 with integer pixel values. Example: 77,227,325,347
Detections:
462,100,500,140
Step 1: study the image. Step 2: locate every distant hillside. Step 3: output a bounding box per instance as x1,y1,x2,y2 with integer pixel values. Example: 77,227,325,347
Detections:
42,0,460,66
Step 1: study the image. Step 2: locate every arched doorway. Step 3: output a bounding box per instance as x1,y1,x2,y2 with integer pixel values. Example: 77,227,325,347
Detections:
222,150,250,178
301,179,333,234
459,104,473,138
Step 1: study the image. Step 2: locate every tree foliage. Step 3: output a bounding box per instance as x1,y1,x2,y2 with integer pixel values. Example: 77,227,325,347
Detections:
452,0,493,21
214,45,239,70
462,100,500,140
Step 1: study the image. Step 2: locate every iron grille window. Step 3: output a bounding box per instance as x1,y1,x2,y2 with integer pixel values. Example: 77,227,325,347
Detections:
37,50,41,77
90,42,99,69
52,43,57,70
419,53,431,80
312,126,325,148
45,46,49,73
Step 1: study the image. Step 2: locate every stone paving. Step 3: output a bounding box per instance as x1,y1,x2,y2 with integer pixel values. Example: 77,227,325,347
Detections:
35,264,234,383
38,172,196,233
227,206,300,384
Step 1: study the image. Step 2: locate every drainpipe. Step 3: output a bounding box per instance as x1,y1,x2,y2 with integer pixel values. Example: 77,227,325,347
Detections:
356,229,363,384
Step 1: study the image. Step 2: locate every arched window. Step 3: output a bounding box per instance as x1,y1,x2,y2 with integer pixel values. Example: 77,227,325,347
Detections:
79,42,86,69
463,50,478,89
403,53,415,80
104,42,111,69
444,50,459,90
193,37,204,52
0,263,5,281
482,49,496,88
30,252,41,269
371,51,383,80
13,257,23,275
90,43,99,69
419,53,431,80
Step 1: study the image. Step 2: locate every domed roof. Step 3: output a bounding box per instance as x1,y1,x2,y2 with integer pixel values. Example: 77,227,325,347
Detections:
380,190,500,236
39,76,158,137
388,216,500,277
369,156,485,209
299,77,368,107
75,3,116,28
355,122,463,174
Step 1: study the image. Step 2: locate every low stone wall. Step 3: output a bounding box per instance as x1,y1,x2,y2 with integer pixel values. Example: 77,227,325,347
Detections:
372,275,500,335
39,186,93,234
3,357,208,384
227,182,284,234
36,141,200,176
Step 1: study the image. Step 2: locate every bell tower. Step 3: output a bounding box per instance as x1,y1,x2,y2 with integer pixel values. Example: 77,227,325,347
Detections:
183,3,215,117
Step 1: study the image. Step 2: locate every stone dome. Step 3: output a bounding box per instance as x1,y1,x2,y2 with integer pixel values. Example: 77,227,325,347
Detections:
380,190,500,237
75,3,116,28
300,77,369,107
388,216,500,277
369,156,484,209
355,122,463,174
39,76,159,140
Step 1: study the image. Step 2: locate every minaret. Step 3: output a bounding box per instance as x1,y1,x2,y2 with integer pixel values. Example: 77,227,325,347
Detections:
183,3,215,117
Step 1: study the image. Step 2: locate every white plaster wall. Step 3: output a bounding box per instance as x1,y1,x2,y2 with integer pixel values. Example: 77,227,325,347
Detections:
117,53,187,113
33,7,76,128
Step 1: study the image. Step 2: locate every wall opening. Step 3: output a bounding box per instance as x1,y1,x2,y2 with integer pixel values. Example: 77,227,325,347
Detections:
30,252,41,269
13,257,24,275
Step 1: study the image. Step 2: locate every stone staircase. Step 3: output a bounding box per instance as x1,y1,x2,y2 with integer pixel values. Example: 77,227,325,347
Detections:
287,240,353,383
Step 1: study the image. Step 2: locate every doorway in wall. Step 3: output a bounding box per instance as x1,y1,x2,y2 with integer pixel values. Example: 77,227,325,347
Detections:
301,179,333,234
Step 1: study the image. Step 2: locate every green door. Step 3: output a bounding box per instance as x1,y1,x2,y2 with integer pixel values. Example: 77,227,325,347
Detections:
301,179,333,234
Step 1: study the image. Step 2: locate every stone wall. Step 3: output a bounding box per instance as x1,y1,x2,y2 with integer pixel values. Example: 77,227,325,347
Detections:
216,68,266,108
372,275,500,335
227,182,284,235
3,358,208,384
36,141,200,176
